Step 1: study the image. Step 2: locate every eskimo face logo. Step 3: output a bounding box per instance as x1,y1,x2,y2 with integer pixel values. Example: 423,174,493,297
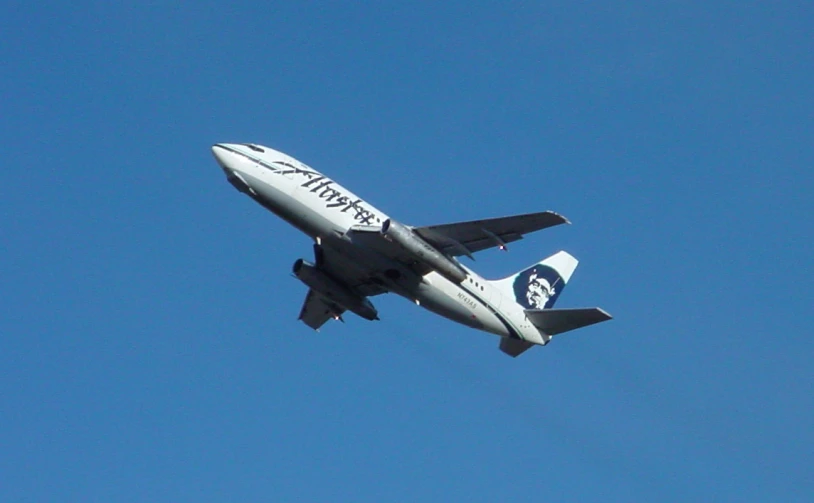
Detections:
513,265,564,310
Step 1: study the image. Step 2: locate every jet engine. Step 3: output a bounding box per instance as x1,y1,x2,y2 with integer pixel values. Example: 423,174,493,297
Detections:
292,259,379,320
380,219,467,283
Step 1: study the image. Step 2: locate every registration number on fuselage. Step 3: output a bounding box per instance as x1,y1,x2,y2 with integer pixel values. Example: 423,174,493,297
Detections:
457,291,477,310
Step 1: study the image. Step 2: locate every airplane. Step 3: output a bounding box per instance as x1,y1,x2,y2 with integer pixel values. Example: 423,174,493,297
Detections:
212,143,611,357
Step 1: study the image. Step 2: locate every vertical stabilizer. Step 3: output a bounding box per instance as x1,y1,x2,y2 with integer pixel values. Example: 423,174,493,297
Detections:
489,251,579,310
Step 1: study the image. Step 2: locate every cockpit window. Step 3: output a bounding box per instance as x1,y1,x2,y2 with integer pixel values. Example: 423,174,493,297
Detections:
246,144,265,153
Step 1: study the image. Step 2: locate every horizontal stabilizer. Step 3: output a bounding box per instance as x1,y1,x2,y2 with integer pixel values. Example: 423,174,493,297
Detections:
524,307,612,336
499,338,535,357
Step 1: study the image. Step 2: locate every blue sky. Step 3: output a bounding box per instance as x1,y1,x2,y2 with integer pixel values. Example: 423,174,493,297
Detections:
2,2,812,501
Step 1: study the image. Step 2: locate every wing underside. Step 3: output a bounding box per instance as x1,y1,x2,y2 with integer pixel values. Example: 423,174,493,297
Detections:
345,226,433,278
298,289,345,330
296,240,390,330
317,238,390,298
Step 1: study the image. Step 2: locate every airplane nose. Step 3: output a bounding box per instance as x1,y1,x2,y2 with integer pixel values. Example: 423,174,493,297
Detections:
212,144,257,196
211,144,233,169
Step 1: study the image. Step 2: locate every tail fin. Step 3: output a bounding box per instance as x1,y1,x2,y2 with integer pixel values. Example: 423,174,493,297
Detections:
490,251,579,310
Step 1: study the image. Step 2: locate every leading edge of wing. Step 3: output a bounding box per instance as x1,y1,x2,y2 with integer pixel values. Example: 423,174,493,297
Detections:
414,210,570,256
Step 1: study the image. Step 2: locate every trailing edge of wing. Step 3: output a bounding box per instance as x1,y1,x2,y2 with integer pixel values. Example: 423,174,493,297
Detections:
299,289,344,330
524,307,612,336
414,211,569,256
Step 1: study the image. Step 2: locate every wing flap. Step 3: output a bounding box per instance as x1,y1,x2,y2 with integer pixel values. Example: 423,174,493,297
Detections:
415,211,568,256
524,307,612,336
299,289,344,330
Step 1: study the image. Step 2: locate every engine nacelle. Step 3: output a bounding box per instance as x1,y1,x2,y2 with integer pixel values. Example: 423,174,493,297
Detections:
381,219,467,283
293,259,379,321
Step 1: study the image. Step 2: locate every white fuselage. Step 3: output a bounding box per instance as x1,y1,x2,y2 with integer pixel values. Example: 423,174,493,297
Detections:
212,143,544,344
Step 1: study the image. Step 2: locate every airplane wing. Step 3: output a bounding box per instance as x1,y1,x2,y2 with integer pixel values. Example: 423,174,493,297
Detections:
316,240,391,298
296,240,390,329
298,289,345,330
345,227,434,278
413,211,569,257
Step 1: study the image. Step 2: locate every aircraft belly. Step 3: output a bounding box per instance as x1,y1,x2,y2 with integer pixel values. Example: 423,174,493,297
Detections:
413,277,509,336
413,282,484,330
